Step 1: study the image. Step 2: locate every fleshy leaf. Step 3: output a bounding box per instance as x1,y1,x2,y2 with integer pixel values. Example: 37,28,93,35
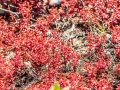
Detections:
61,87,69,90
54,82,61,90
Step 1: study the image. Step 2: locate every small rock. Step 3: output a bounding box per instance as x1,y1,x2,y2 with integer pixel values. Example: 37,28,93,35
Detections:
106,33,111,40
49,0,62,5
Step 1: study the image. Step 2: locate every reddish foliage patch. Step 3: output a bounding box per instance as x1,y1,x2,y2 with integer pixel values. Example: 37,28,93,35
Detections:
0,0,120,90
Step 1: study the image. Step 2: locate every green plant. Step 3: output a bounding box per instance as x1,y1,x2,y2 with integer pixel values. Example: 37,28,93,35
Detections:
50,81,69,90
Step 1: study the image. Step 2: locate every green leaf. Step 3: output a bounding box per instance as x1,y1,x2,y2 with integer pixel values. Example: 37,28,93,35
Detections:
61,87,69,90
54,82,61,90
96,23,106,34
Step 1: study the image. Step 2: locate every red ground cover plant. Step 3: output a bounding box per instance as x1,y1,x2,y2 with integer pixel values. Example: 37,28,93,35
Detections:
0,0,120,90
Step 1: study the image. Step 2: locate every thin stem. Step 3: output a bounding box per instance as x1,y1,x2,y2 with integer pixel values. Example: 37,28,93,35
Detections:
0,8,19,18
